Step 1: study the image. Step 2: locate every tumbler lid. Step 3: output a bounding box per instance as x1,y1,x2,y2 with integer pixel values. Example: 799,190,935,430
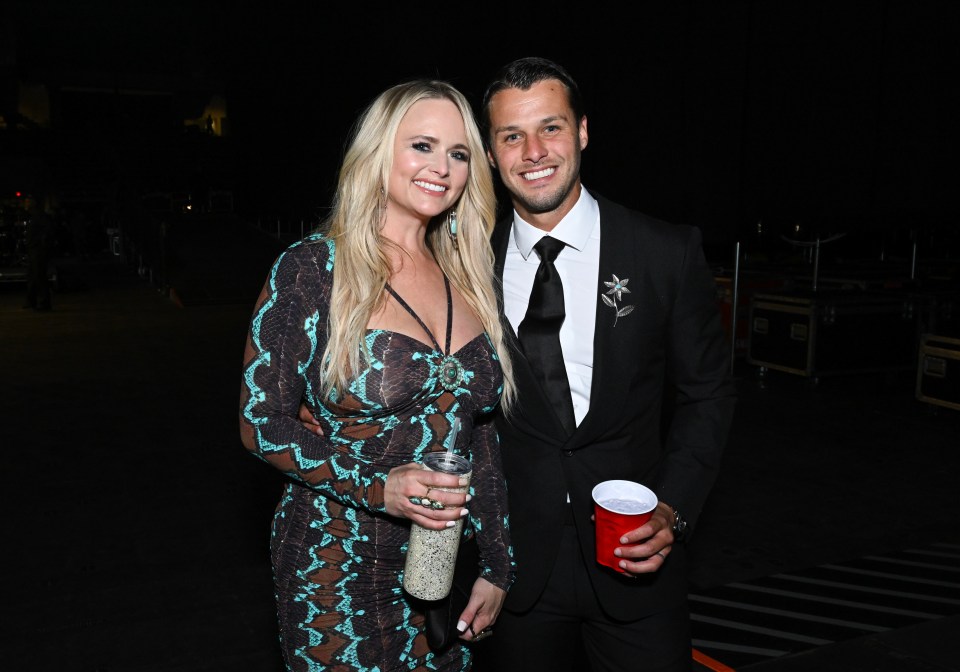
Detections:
423,452,471,476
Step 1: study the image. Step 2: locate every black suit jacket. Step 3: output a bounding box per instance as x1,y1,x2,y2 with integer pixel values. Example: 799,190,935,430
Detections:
492,191,736,621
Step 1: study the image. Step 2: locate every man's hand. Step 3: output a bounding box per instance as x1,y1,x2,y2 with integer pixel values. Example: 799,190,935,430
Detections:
299,402,323,435
608,501,676,575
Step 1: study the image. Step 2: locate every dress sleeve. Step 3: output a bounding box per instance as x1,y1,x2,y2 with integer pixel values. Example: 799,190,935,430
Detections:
238,241,390,512
466,411,516,591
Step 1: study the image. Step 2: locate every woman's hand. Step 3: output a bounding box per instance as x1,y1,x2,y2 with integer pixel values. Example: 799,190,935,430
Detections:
384,462,471,527
456,577,505,642
299,401,469,524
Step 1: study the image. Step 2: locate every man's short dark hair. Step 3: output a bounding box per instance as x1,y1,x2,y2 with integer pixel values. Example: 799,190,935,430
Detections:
480,57,585,147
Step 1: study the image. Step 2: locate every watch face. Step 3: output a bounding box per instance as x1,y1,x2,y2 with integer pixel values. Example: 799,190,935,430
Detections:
672,511,688,539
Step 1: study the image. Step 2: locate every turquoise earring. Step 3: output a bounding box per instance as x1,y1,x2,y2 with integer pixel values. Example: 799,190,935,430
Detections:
446,210,459,250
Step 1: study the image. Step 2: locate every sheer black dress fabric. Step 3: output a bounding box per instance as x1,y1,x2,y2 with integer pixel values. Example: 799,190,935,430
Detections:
240,234,515,671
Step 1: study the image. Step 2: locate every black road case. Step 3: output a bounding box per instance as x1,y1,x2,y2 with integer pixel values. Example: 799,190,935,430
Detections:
747,290,919,378
916,333,960,411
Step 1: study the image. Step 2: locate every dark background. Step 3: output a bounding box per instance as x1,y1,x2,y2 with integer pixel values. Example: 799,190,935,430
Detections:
5,0,959,263
4,4,960,670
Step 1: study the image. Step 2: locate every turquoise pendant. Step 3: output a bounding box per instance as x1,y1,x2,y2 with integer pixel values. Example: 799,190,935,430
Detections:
439,354,464,392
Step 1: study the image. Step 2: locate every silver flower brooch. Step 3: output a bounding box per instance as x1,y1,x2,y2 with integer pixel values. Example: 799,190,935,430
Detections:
601,274,634,326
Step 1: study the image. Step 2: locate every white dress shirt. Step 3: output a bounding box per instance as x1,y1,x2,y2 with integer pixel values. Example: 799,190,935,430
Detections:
502,187,601,427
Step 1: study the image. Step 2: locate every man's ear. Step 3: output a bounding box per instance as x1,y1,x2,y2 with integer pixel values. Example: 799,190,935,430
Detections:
579,115,589,151
487,149,498,169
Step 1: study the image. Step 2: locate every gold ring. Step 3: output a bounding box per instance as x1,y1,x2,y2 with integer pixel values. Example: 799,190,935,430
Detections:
472,627,493,642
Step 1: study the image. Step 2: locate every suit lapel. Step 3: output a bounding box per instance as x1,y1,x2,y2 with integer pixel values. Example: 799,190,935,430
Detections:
573,197,644,439
493,217,570,444
492,218,519,346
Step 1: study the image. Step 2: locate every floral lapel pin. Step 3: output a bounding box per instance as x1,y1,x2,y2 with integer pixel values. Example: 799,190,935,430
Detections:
601,274,634,326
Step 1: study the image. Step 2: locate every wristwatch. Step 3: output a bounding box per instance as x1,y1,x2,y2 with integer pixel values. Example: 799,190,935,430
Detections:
671,507,688,542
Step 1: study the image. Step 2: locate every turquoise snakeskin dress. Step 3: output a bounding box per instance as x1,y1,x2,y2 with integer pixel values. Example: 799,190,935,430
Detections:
240,234,515,671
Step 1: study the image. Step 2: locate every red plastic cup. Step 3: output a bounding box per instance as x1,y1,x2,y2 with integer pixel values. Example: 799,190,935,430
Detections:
591,480,658,573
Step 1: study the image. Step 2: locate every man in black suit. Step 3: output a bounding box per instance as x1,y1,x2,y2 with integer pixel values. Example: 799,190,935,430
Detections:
472,57,736,672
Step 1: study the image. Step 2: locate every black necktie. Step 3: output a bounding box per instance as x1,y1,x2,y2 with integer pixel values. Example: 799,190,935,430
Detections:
518,236,576,435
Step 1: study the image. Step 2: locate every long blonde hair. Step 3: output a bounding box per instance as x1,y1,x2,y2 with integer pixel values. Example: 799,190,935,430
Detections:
318,80,515,411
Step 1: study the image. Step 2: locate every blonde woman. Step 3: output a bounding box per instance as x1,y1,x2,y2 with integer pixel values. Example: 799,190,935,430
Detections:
239,80,515,672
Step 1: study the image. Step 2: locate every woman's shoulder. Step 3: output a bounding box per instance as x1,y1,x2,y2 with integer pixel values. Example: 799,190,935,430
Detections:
274,232,336,272
266,233,337,293
287,232,336,263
